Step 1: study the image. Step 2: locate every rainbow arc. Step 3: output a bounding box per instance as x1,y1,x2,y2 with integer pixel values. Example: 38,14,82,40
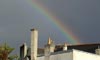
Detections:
26,0,80,44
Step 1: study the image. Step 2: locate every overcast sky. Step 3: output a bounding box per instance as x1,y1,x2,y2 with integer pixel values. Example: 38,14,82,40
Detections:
0,0,100,55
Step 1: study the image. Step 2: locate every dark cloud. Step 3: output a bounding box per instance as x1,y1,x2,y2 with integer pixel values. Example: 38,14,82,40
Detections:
38,0,100,43
0,0,100,55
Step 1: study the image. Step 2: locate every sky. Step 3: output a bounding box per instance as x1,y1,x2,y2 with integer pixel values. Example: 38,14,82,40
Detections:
0,0,100,55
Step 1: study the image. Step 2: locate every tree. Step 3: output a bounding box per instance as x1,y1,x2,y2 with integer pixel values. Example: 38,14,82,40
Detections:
8,55,19,60
0,43,14,60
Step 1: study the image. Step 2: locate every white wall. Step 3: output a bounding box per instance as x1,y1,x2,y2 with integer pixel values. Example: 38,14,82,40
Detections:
37,56,44,60
38,52,73,60
50,52,73,60
73,49,100,60
38,49,100,60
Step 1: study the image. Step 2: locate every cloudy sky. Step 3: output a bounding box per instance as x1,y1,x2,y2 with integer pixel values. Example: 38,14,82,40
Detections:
0,0,100,55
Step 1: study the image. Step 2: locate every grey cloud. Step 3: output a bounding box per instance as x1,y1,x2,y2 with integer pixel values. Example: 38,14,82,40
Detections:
0,0,100,55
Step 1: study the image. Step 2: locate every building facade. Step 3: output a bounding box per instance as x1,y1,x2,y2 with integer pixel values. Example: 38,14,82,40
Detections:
20,29,100,60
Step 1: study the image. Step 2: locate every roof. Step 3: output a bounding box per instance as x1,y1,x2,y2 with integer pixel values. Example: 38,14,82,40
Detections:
55,43,100,53
28,43,100,57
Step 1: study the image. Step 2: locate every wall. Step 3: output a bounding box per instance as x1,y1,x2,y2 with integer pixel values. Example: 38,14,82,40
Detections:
37,56,44,60
50,52,73,60
38,52,73,60
73,49,100,60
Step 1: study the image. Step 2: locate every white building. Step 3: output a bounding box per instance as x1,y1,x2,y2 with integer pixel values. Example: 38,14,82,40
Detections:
38,49,100,60
20,29,100,60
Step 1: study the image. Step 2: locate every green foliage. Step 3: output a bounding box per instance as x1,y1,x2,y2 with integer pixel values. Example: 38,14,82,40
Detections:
8,55,19,60
0,42,14,54
0,42,15,60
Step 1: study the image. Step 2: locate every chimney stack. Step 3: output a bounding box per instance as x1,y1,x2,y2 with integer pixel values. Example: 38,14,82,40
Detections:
31,29,38,60
63,43,68,51
95,45,100,55
20,43,27,60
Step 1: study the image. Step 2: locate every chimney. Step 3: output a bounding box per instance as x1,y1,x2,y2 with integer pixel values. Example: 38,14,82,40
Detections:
47,37,52,45
20,43,27,60
63,43,67,51
31,29,38,60
45,37,55,53
95,45,100,55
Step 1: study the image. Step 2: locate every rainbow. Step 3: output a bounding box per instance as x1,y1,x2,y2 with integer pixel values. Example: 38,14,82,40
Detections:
26,0,80,44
